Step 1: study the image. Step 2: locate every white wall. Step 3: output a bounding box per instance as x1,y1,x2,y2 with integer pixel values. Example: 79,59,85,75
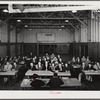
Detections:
81,24,88,42
90,11,100,42
0,21,7,42
19,28,72,43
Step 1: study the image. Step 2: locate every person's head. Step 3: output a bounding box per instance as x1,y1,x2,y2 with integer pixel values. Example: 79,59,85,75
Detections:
30,62,33,67
30,53,32,55
59,58,62,62
53,73,58,78
52,63,55,67
6,62,9,65
57,55,60,58
59,63,62,67
32,74,39,80
97,62,100,65
13,62,17,66
88,63,92,68
65,63,68,67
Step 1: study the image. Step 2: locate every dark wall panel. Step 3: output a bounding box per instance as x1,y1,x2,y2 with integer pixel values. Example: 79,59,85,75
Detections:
0,45,7,57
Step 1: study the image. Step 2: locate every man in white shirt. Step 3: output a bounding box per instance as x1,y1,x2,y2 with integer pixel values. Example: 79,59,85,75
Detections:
4,62,12,71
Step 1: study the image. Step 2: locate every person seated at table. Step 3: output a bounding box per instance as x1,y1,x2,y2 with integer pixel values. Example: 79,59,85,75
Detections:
51,53,55,59
48,63,54,72
81,62,87,70
58,58,63,63
85,57,91,67
37,61,43,70
44,61,49,70
30,62,37,70
81,56,86,63
69,63,81,78
3,62,13,71
93,62,99,71
96,62,100,70
71,56,76,64
47,73,64,89
62,63,69,72
12,62,18,70
30,74,45,90
87,63,95,71
78,70,87,84
29,53,33,58
54,63,62,72
76,57,81,64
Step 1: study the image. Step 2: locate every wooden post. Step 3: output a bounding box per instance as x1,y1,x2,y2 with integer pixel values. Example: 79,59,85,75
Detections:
7,20,10,57
15,27,18,56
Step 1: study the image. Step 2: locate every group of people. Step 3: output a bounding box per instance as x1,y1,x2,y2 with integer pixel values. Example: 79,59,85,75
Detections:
1,53,100,85
30,73,64,90
71,56,100,71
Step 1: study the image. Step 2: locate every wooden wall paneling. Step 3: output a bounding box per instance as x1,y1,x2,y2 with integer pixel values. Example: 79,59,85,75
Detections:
23,43,37,56
0,45,7,57
98,43,100,61
17,44,21,56
97,42,99,61
10,44,15,57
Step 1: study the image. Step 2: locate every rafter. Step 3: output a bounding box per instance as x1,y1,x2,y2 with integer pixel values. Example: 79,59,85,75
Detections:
68,12,88,27
68,22,79,30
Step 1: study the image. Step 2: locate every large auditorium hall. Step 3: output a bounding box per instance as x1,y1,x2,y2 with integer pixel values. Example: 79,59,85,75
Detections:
0,1,100,90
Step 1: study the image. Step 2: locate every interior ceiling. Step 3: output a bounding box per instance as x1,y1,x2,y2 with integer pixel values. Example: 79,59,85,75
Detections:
0,4,90,30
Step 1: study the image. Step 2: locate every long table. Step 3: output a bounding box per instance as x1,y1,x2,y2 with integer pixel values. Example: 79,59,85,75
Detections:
20,78,81,90
0,70,18,85
84,70,100,75
25,70,71,78
0,70,18,76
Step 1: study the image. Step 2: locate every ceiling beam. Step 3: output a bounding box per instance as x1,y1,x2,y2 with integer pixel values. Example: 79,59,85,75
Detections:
9,17,85,20
8,4,97,13
68,22,79,30
11,22,73,26
68,12,88,27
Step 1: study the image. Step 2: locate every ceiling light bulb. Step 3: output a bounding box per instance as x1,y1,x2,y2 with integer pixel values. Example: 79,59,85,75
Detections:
65,20,69,22
72,10,77,13
17,19,21,22
25,25,28,27
3,9,9,13
61,25,64,27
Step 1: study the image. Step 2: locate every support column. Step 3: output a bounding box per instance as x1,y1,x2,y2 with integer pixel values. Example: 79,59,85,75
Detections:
15,27,18,56
7,20,10,57
36,33,39,56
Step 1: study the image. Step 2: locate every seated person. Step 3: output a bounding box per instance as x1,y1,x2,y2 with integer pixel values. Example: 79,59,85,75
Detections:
85,57,91,67
81,62,87,70
81,56,86,62
30,74,45,89
93,62,99,71
87,63,95,71
76,57,81,64
49,63,55,72
78,70,87,84
69,64,81,78
55,63,63,72
12,62,18,70
37,61,43,70
62,63,69,72
47,73,64,89
30,62,37,70
3,62,13,71
44,61,49,70
71,57,76,65
96,62,100,70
